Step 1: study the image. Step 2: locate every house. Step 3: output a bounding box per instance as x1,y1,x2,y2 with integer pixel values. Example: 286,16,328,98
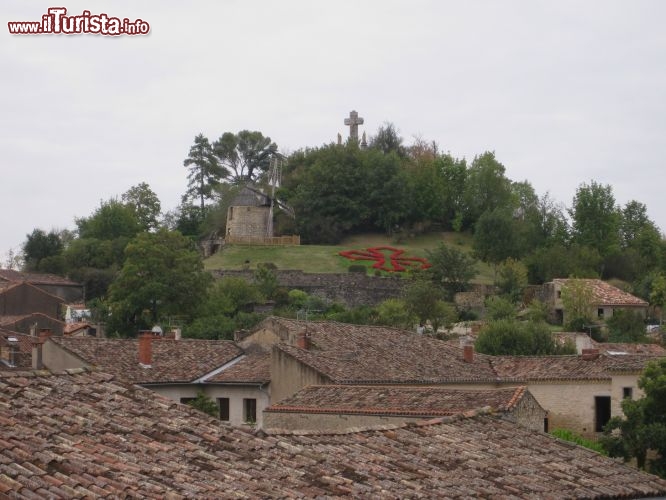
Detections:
40,332,272,427
0,268,84,302
540,278,648,325
264,384,546,432
248,317,663,438
0,281,64,319
2,368,666,498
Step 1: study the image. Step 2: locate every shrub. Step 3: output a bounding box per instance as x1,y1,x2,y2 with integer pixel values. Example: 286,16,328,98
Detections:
348,264,367,274
551,429,606,455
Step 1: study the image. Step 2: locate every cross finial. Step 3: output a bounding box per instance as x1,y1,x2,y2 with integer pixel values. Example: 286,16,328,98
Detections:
344,110,364,142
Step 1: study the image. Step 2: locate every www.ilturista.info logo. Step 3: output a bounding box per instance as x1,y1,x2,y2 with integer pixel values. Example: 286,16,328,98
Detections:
8,7,150,36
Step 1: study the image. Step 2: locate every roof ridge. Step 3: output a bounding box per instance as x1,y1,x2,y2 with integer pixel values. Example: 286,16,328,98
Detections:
266,407,497,436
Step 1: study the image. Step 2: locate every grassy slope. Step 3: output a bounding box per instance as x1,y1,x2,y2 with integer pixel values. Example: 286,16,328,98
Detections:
204,232,495,284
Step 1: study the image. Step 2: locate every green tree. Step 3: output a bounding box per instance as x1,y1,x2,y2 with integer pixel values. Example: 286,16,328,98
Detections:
369,122,406,156
107,229,211,335
463,152,514,227
473,208,525,264
163,202,206,239
606,309,647,343
475,319,564,355
183,133,227,214
601,359,666,475
650,274,666,325
560,279,594,331
495,258,528,303
425,243,477,299
213,130,278,183
375,298,414,329
186,391,219,417
22,228,64,272
254,264,278,301
569,181,621,258
485,296,516,320
76,198,141,241
121,182,162,232
404,278,443,328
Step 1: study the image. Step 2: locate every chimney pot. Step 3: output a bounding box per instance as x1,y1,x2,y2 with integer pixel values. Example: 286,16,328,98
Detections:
296,330,310,350
463,344,474,363
138,331,153,367
581,348,600,361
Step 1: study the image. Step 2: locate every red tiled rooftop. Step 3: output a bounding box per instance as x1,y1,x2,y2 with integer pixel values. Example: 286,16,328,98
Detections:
2,368,666,498
267,385,529,417
0,268,81,286
553,278,648,306
49,337,243,384
206,350,271,384
266,317,498,383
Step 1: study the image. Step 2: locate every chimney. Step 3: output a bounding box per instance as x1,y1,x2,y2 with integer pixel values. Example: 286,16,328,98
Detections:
138,331,153,367
463,344,474,363
32,337,45,369
296,330,310,350
174,328,182,341
581,348,600,361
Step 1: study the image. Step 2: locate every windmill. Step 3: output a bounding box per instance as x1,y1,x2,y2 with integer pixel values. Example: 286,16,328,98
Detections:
265,155,295,237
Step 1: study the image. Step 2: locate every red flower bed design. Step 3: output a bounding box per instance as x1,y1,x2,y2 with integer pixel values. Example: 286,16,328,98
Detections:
339,246,432,273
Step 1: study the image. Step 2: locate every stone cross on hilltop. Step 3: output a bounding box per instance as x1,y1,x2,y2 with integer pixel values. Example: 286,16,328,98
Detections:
344,110,364,142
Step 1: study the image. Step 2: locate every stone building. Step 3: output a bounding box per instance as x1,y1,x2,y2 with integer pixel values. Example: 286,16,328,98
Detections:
40,333,272,427
225,186,272,243
246,316,663,438
539,278,648,325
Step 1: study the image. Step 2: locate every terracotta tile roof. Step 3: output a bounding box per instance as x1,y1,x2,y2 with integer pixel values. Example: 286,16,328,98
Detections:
490,352,662,381
62,322,91,335
267,317,499,383
592,341,666,356
49,337,243,384
2,368,666,498
0,313,64,328
267,385,530,417
553,278,648,306
206,350,271,384
0,268,81,286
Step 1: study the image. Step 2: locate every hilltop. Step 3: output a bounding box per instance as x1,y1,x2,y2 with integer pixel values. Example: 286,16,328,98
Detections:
204,231,495,284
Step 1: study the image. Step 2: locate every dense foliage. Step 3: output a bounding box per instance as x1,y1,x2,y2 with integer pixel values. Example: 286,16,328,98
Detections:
16,122,666,338
601,359,666,476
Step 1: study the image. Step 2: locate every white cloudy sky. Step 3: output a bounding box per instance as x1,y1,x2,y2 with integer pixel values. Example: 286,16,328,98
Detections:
2,1,665,260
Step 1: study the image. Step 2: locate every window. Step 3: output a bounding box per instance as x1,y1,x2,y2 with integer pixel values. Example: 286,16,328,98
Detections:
180,397,196,405
557,290,562,299
623,387,633,400
243,398,257,423
595,396,611,432
598,308,604,319
543,417,549,433
219,398,230,421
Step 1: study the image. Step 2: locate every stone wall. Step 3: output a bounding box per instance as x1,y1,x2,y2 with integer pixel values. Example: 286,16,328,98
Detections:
226,206,270,238
212,270,407,307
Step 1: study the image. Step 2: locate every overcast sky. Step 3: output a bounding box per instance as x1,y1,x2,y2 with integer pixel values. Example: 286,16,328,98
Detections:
2,1,665,262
